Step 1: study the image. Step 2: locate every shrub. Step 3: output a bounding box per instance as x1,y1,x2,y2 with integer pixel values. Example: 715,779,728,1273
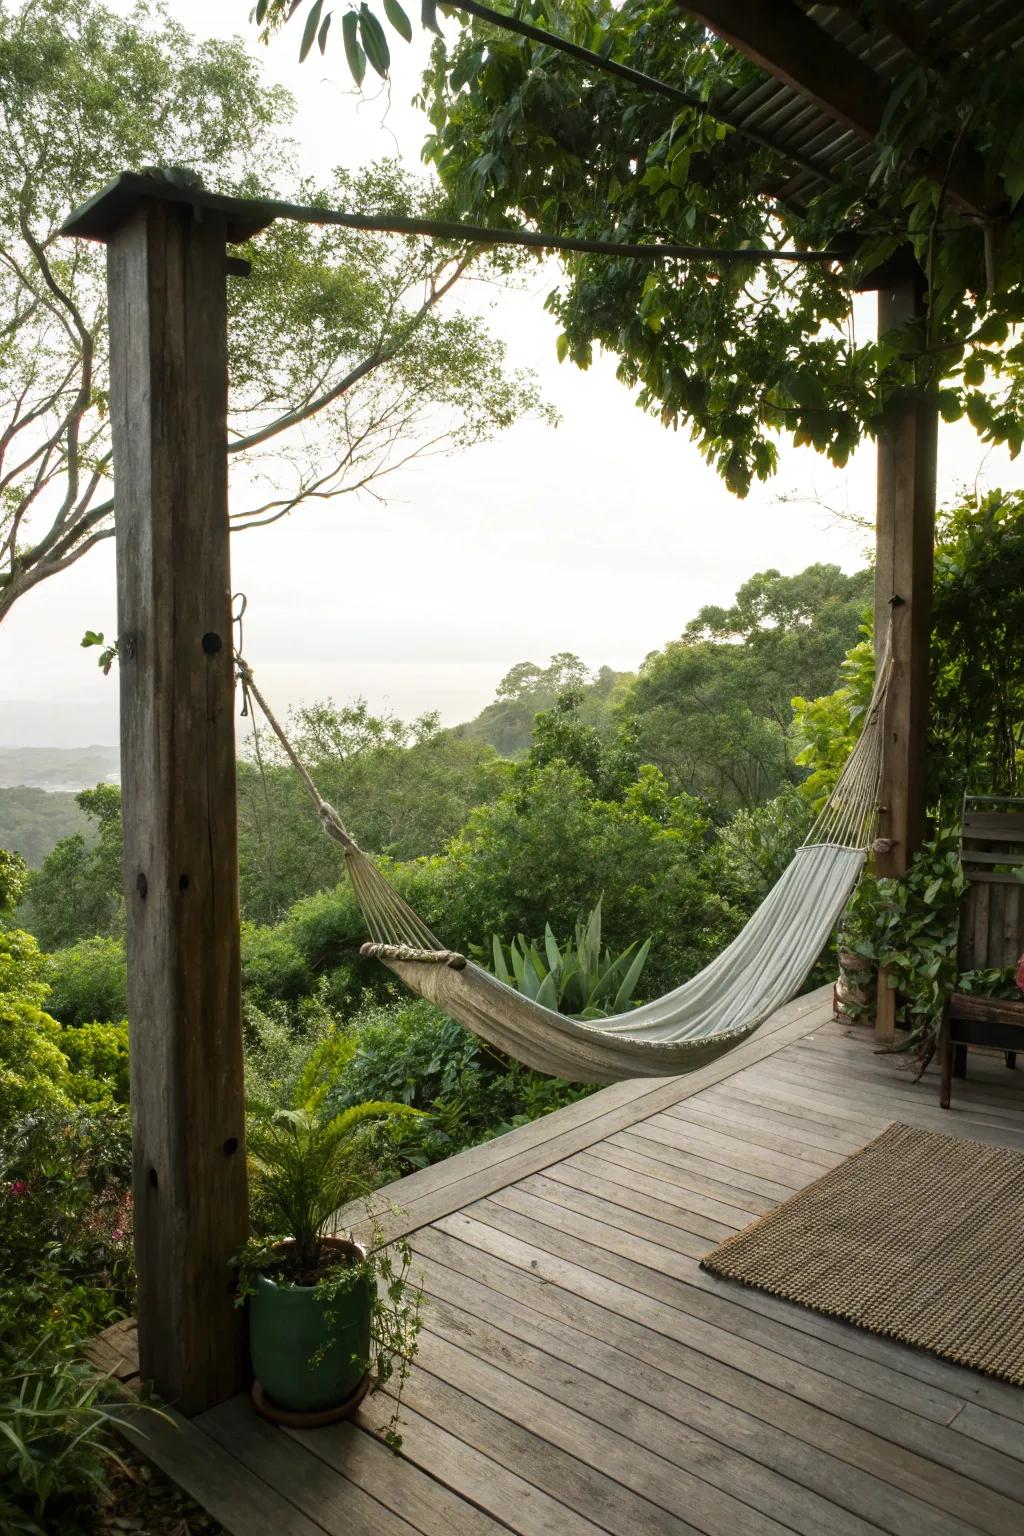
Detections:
241,920,312,1007
326,996,593,1173
333,997,484,1111
46,936,127,1028
712,786,813,906
243,985,342,1107
0,1105,134,1340
0,927,72,1118
241,885,375,1012
488,899,651,1017
60,1021,130,1105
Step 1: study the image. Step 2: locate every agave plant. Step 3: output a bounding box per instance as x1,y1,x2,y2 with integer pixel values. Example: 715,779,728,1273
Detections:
490,900,651,1019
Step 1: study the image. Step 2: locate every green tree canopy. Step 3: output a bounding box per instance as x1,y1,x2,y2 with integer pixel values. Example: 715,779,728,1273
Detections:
237,699,507,921
0,848,27,916
621,563,869,808
0,0,545,621
460,654,627,757
275,0,1024,494
792,489,1024,806
23,783,123,951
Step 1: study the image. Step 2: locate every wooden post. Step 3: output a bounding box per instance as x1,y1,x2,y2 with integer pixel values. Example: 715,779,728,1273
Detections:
105,197,247,1412
873,280,938,1045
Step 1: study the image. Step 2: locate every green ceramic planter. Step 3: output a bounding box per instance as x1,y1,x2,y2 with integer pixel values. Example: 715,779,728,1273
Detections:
249,1237,372,1414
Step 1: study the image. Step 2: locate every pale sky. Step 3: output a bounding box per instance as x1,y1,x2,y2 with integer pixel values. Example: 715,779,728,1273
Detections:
1,1,1020,749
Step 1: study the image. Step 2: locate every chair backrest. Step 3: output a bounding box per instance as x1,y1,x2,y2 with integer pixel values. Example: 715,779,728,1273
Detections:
959,797,1024,972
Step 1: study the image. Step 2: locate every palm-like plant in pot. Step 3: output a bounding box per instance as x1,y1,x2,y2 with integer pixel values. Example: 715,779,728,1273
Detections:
235,1080,425,1432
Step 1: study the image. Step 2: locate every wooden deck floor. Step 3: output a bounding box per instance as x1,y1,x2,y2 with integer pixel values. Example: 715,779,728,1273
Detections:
118,985,1024,1536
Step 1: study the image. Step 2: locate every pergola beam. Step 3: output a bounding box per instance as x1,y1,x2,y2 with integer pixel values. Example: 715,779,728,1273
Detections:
681,0,990,218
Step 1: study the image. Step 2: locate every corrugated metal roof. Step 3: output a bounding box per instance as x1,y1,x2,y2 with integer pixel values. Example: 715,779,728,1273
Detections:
708,0,1024,209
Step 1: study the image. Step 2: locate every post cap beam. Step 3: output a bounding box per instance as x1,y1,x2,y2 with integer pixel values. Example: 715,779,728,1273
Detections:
61,171,277,245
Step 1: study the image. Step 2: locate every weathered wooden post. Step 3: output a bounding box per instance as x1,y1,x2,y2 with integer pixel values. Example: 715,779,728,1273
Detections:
873,279,938,1045
64,182,248,1412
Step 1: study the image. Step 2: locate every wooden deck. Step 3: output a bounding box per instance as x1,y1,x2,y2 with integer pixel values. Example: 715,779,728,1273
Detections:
114,985,1024,1536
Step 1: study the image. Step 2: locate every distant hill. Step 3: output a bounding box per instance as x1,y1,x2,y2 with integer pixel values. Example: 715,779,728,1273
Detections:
0,745,119,792
455,656,631,757
0,786,90,867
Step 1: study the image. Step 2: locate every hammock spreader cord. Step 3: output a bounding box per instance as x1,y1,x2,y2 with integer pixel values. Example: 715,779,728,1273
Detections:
233,623,445,952
235,654,358,854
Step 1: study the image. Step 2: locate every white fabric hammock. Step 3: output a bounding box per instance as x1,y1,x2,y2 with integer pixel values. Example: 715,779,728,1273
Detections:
367,842,864,1082
236,629,890,1084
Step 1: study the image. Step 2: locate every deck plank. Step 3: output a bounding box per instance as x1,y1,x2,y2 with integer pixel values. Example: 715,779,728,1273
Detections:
432,1209,1024,1534
413,1247,963,1536
413,1225,1012,1533
375,1359,703,1536
126,1002,1024,1536
284,1412,509,1536
409,1328,785,1536
355,1388,609,1536
125,1402,329,1536
199,1399,423,1536
544,1156,738,1240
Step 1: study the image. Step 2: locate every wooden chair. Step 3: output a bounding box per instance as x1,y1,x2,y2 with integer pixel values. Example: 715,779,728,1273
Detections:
939,797,1024,1108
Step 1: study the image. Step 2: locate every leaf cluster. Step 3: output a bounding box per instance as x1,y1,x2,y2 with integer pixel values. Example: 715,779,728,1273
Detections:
840,829,971,1058
279,0,1024,492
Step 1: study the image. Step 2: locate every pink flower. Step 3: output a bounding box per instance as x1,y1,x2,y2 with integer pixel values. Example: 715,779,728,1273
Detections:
8,1180,27,1197
1017,952,1024,995
111,1229,125,1243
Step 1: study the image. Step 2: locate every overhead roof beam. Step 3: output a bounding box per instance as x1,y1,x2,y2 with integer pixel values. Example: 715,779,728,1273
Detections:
680,0,992,218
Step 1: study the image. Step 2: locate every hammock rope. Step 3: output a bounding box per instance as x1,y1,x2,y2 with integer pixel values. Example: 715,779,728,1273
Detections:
233,620,894,1085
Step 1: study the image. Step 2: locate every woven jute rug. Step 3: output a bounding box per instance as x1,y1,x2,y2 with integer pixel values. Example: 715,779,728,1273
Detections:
700,1121,1024,1385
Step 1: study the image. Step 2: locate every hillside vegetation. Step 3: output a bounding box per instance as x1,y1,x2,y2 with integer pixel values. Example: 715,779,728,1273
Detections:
0,785,89,867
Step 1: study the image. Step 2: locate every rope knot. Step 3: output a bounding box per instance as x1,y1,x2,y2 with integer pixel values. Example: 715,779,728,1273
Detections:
319,801,357,852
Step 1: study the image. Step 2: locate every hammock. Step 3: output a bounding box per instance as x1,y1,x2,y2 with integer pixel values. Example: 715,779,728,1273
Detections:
236,633,891,1085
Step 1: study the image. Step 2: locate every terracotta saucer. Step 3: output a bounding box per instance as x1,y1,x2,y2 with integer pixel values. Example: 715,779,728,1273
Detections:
251,1371,371,1429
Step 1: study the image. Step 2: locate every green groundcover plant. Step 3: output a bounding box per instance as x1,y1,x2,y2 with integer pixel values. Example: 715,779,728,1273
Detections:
0,1336,144,1536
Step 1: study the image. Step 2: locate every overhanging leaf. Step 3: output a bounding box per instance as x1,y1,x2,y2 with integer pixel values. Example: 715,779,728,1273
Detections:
342,8,366,84
383,0,412,42
299,0,324,62
359,4,391,77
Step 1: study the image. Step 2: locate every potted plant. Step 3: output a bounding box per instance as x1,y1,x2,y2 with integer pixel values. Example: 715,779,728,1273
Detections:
234,1086,425,1435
